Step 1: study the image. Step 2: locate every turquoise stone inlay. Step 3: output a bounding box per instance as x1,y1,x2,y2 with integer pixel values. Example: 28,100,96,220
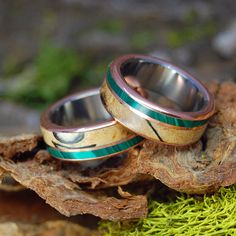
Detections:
47,135,144,160
107,69,207,128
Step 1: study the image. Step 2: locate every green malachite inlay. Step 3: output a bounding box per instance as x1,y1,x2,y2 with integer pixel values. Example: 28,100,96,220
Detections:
107,69,207,128
47,136,144,160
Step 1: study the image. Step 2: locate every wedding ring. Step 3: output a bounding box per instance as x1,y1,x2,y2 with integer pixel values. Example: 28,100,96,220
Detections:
100,54,215,146
40,88,144,161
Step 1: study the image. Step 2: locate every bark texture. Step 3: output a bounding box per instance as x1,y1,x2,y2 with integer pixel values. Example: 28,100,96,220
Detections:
0,81,235,220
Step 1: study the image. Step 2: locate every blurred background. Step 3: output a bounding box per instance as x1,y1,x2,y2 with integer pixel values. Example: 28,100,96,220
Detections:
1,0,236,136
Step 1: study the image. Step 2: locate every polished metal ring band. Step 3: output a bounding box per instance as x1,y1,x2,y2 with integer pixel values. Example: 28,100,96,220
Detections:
40,88,144,161
100,54,215,146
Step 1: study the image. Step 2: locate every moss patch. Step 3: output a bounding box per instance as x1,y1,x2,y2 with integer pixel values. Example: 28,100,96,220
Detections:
100,185,236,235
97,19,125,34
3,42,87,108
167,21,217,48
167,10,218,48
131,31,155,50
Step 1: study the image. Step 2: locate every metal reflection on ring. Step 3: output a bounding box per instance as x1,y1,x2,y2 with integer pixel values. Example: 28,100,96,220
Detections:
40,88,144,161
100,54,215,146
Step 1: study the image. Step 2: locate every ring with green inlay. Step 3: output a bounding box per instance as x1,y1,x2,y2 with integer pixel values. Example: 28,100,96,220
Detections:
40,88,144,162
100,54,215,146
47,135,144,161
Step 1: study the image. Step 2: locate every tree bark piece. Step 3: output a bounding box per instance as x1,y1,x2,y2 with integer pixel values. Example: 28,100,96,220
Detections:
0,135,150,190
0,157,147,221
91,81,236,194
134,81,236,193
0,81,235,221
0,134,41,159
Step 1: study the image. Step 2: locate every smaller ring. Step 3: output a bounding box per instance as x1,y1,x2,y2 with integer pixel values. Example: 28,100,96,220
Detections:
40,88,144,161
100,54,215,146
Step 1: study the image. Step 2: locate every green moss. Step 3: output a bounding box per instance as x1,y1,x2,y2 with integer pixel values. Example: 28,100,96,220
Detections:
183,9,199,24
4,42,86,108
131,31,155,50
99,185,236,235
97,19,125,34
2,55,25,76
81,62,107,87
167,20,217,48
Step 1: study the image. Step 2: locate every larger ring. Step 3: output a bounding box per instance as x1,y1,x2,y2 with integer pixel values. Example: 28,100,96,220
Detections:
100,54,215,146
40,88,144,161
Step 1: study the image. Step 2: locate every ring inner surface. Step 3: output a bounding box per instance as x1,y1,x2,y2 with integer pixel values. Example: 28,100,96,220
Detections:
50,93,112,127
121,59,206,112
